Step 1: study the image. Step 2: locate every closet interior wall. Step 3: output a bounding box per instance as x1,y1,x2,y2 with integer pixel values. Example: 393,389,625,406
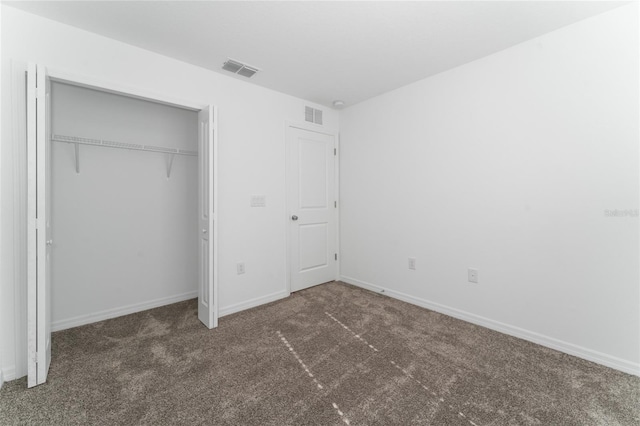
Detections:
51,82,199,330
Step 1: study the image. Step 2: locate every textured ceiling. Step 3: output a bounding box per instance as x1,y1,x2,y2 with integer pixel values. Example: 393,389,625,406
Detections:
5,1,628,108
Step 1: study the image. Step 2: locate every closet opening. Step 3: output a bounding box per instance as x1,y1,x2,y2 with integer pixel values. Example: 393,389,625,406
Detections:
50,81,200,331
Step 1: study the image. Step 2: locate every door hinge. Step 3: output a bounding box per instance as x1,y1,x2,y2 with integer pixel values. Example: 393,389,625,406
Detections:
334,201,337,208
334,148,337,156
335,253,338,261
32,352,38,363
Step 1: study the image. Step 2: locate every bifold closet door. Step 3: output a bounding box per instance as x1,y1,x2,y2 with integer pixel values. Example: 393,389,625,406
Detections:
198,105,218,329
27,63,52,387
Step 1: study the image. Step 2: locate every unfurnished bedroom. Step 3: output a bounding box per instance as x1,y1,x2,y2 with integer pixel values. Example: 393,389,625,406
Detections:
0,1,638,425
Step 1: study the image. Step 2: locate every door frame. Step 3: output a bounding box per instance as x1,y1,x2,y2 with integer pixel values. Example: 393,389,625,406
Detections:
284,121,340,294
22,65,219,382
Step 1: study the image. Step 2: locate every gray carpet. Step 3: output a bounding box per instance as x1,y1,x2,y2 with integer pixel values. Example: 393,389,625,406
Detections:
1,281,639,425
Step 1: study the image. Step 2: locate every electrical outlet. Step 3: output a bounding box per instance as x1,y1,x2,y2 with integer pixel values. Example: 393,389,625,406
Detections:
468,268,478,283
408,257,416,270
237,262,245,275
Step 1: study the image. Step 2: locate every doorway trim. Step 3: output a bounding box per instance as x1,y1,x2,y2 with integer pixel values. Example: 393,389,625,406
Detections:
45,67,204,111
284,120,340,295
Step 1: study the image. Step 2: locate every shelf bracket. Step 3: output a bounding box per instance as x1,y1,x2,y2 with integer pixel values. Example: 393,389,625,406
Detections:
166,153,176,178
74,142,80,173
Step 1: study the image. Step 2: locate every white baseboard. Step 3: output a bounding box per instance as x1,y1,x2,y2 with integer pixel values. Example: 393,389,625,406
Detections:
340,275,640,377
219,290,290,318
1,365,16,383
52,291,198,332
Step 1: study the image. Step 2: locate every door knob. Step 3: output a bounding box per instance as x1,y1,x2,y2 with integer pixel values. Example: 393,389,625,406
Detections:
46,240,53,246
291,215,298,221
202,229,208,233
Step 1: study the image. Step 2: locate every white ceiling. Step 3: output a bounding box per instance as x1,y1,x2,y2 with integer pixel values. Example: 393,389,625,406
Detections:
5,1,627,108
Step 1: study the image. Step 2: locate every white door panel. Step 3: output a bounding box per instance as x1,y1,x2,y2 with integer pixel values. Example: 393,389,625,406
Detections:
299,138,329,208
299,223,329,271
198,105,217,329
27,63,52,387
288,127,337,292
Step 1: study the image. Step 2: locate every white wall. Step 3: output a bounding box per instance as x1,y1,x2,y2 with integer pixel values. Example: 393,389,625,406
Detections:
50,82,198,330
340,4,639,375
0,5,338,380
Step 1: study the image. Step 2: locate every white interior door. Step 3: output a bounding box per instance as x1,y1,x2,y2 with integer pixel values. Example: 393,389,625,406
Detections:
27,63,52,387
198,105,218,329
287,126,337,292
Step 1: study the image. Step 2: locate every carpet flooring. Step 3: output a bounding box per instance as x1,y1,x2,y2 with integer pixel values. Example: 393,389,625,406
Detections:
1,281,639,425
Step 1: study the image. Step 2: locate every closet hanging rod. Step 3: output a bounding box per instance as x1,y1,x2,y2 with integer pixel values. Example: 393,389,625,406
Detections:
51,134,198,156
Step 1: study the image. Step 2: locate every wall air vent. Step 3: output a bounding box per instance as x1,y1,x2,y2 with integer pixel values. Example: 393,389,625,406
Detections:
222,60,243,73
237,66,258,78
222,58,260,78
305,106,323,125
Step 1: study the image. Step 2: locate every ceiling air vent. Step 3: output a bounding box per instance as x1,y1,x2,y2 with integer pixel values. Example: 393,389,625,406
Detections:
222,58,260,78
305,106,323,125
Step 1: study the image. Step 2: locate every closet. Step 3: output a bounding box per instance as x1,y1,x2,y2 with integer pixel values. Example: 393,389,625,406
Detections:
26,64,217,387
50,82,199,330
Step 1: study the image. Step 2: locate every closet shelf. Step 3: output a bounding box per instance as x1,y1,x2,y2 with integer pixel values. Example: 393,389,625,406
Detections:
51,134,198,156
52,134,196,177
